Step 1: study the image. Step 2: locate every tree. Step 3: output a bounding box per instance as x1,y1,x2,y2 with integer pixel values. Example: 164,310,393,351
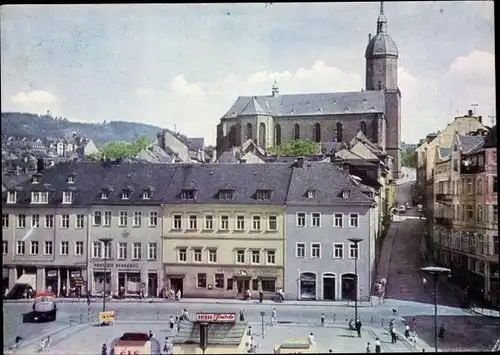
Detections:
92,136,151,160
267,140,319,156
401,149,417,168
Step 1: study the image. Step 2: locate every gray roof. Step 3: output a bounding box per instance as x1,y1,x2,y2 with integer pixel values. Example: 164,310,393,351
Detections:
240,97,269,116
458,135,485,154
187,137,205,151
216,151,239,164
2,173,33,190
222,91,385,120
286,162,374,206
173,321,247,346
365,32,398,58
262,155,326,164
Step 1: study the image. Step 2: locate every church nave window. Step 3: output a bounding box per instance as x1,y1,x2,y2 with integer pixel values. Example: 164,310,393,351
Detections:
335,122,343,142
293,124,300,141
274,124,282,146
313,123,321,143
360,121,367,135
246,123,253,140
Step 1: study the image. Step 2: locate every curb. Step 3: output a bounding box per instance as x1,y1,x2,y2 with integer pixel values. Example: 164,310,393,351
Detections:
469,308,500,318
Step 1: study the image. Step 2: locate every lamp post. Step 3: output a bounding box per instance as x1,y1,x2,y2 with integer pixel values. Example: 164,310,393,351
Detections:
348,237,363,322
99,237,113,314
421,266,451,353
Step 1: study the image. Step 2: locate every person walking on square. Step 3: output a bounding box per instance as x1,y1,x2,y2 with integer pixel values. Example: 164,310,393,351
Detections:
366,342,371,353
355,318,362,338
101,343,107,355
390,325,397,344
271,307,277,326
321,313,325,327
169,315,175,331
374,338,381,353
405,324,410,339
240,309,245,322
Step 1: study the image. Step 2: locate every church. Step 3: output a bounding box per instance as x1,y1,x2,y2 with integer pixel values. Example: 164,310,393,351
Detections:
216,2,402,178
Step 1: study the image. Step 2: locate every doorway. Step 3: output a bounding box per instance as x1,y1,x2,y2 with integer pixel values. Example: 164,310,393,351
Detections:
341,273,357,301
323,274,336,300
148,272,158,298
237,279,250,298
170,277,183,296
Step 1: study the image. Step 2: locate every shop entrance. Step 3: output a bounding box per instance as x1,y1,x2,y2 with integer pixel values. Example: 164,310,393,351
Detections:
93,271,111,296
322,274,336,300
170,277,183,296
341,273,357,301
300,272,317,300
148,272,158,297
236,279,250,299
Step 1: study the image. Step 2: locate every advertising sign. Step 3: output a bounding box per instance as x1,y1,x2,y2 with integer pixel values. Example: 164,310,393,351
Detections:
196,313,236,323
99,311,115,324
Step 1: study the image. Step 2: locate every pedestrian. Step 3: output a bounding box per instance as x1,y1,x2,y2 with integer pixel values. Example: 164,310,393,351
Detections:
169,315,175,330
271,307,277,326
182,308,189,321
390,325,397,344
14,335,22,349
240,309,245,322
149,330,154,340
308,333,315,346
321,313,325,327
404,324,410,339
366,342,371,353
374,337,381,353
422,278,427,287
101,343,107,355
438,324,445,339
258,289,263,303
392,308,397,317
176,289,181,301
356,318,362,338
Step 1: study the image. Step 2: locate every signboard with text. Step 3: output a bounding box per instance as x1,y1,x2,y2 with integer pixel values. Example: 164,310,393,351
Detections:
99,311,115,324
196,313,236,323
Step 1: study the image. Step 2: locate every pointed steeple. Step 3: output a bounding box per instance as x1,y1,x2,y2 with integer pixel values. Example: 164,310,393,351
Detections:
376,1,387,34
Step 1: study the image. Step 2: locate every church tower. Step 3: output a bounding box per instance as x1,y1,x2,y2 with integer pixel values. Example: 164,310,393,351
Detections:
365,1,401,179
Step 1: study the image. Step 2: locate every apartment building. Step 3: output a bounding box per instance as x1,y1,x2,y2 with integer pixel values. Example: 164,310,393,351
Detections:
162,164,291,299
284,159,377,301
433,127,498,305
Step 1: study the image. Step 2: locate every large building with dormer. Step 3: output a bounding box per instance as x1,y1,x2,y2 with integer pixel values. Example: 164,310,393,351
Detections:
216,2,402,178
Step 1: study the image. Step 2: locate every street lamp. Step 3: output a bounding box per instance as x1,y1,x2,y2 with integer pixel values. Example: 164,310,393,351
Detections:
99,237,113,313
348,237,363,322
421,266,451,353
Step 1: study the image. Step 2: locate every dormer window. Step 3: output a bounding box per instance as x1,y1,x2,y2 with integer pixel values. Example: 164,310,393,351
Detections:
342,190,350,199
32,175,40,184
181,189,196,200
307,189,316,199
142,190,151,200
32,191,49,204
67,175,75,184
218,189,234,200
121,189,131,200
62,191,72,204
255,189,272,200
7,191,17,204
101,189,109,200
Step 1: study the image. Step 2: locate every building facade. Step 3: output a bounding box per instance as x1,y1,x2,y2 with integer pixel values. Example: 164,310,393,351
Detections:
162,164,291,299
216,3,402,179
284,160,376,301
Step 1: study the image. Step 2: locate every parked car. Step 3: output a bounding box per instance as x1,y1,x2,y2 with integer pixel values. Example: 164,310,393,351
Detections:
398,205,407,213
31,293,57,322
416,204,424,212
405,202,411,209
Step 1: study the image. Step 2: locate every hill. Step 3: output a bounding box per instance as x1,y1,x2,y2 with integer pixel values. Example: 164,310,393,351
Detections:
1,112,166,147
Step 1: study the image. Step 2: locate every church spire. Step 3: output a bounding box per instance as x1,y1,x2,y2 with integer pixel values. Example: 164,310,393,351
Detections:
376,1,387,34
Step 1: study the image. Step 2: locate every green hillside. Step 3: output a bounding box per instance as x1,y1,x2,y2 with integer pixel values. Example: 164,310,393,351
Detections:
1,112,166,147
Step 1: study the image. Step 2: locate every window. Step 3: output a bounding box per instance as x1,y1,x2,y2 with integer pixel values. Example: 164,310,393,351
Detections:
227,278,233,290
218,189,234,200
335,122,343,142
31,191,49,204
467,178,473,194
31,214,40,228
360,121,367,135
255,189,272,200
252,215,261,230
349,214,359,228
76,214,84,229
333,243,344,259
67,175,74,184
101,189,108,199
173,214,182,230
204,215,214,230
311,213,321,227
3,241,8,255
76,240,86,256
267,250,276,264
307,189,316,199
32,175,40,184
121,189,130,200
148,242,157,260
103,211,112,226
61,214,70,228
493,205,498,223
334,214,343,227
16,241,25,255
132,242,141,260
236,249,245,263
62,191,72,204
142,190,151,200
215,274,224,289
197,273,207,288
118,242,127,260
92,241,102,259
60,241,69,255
30,241,39,255
478,205,483,222
17,214,26,228
251,250,260,264
94,211,102,226
45,214,54,228
296,242,306,258
494,176,498,193
220,215,229,230
311,243,321,258
252,279,259,291
296,212,306,227
130,212,141,227
313,123,321,142
119,212,128,227
349,243,359,259
44,241,53,255
2,214,8,228
208,249,217,263
149,212,158,227
236,215,245,230
193,248,202,262
181,190,195,200
178,248,187,262
103,242,112,259
7,191,16,203
188,215,198,230
293,123,300,140
261,279,276,292
268,215,277,231
467,205,474,220
342,190,350,199
493,235,498,255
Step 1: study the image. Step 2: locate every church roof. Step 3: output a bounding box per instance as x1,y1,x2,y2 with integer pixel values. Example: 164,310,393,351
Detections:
239,97,270,116
222,91,385,120
365,33,398,58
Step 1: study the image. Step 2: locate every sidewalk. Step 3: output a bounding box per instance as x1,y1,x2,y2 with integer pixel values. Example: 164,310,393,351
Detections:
4,297,381,307
470,306,500,318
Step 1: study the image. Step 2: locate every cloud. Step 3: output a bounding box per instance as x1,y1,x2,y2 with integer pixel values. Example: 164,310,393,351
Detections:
10,90,58,105
136,87,155,96
171,75,205,99
448,50,495,80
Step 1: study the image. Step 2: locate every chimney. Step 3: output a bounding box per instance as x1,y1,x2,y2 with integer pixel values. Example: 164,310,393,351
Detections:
37,158,44,173
295,156,304,168
478,115,482,123
468,109,473,116
368,33,372,43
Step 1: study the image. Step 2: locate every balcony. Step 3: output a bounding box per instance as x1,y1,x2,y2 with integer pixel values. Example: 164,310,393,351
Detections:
436,193,453,203
435,217,453,227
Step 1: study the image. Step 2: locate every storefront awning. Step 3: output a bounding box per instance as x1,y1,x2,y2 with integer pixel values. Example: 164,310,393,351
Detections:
16,273,36,288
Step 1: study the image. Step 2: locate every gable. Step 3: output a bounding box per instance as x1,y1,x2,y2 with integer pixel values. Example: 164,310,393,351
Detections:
349,142,379,160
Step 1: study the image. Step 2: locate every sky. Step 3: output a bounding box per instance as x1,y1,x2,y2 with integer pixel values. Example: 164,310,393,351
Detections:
1,2,495,145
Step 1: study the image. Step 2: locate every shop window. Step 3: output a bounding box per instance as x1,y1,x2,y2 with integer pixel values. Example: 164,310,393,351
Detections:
252,279,259,291
197,273,207,288
214,274,224,289
261,279,276,292
227,278,233,290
